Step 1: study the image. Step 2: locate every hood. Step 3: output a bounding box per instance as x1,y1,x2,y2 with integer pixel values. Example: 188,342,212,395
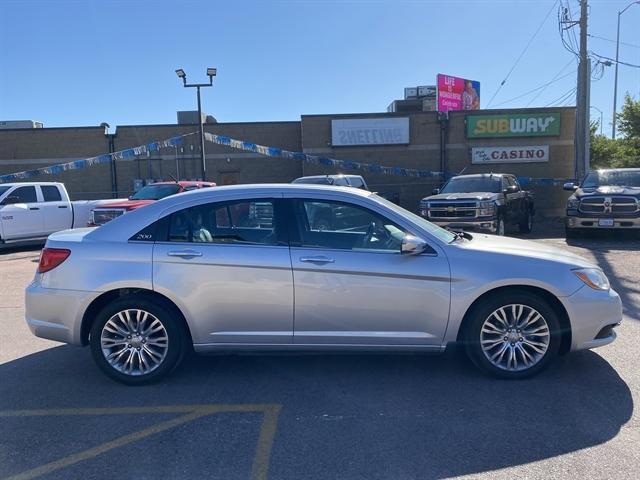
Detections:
576,185,640,197
459,234,595,269
92,199,155,210
425,192,498,202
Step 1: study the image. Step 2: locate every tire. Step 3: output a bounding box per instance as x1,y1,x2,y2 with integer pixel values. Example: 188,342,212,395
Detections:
565,226,581,239
519,210,533,233
496,215,506,236
89,295,186,385
463,291,561,379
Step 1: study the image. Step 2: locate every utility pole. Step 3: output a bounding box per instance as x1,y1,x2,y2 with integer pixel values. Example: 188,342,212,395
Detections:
574,0,590,180
612,1,640,138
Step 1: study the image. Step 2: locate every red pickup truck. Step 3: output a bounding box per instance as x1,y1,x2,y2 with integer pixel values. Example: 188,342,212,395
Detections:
89,181,216,226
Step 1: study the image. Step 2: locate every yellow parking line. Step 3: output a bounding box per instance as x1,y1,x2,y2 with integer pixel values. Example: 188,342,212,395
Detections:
251,404,282,480
0,404,282,480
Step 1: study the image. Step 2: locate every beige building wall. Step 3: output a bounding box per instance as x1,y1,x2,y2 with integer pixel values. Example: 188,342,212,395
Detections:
0,108,575,215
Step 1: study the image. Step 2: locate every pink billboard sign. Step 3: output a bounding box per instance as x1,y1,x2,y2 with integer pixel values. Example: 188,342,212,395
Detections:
437,74,481,112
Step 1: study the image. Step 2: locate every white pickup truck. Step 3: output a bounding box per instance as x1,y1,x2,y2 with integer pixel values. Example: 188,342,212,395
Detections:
0,182,121,247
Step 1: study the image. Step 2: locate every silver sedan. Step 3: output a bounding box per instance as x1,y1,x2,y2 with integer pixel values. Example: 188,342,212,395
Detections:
25,184,622,384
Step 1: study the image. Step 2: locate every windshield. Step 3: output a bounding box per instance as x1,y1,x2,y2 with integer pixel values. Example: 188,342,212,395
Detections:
582,171,640,188
0,186,11,198
292,177,333,185
440,177,502,194
371,194,457,244
130,184,181,200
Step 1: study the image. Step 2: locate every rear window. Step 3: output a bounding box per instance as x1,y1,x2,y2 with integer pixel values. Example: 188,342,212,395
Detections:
41,185,62,202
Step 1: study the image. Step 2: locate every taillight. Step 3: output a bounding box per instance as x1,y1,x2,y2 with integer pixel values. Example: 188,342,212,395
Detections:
37,248,71,273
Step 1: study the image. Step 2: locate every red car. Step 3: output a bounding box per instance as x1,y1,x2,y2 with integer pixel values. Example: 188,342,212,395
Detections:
89,181,216,226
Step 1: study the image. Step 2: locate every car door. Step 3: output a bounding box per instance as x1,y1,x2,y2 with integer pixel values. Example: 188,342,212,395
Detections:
39,185,72,234
0,185,44,240
286,197,451,346
152,196,294,345
506,176,525,223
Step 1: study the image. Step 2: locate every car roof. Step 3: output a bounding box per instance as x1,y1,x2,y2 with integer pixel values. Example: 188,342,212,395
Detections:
0,181,64,187
450,173,509,179
151,181,215,186
591,168,640,173
295,174,362,180
86,183,374,241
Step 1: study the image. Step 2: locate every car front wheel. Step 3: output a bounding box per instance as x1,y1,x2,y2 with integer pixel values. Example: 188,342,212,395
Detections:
89,295,186,385
463,291,561,379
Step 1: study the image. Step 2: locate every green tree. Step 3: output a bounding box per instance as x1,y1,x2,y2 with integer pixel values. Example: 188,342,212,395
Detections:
617,94,640,140
590,94,640,168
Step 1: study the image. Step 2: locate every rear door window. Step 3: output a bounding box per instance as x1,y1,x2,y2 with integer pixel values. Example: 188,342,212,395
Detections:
41,185,63,202
167,199,282,246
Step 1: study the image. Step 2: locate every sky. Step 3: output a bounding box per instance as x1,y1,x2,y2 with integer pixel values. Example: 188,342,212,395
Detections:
0,0,638,136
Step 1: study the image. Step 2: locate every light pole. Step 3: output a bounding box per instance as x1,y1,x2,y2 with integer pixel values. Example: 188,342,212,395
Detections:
612,1,639,138
590,106,603,135
175,68,217,180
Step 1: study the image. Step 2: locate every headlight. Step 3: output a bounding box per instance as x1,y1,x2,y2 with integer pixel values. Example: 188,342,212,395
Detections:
573,268,610,291
478,201,495,216
567,197,579,209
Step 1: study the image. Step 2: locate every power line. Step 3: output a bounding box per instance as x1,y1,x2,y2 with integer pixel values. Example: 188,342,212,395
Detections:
590,52,640,68
526,58,576,106
486,0,559,108
492,68,576,107
588,33,640,49
544,87,576,107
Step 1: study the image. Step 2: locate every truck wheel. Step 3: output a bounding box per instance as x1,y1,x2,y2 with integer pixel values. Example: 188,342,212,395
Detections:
519,210,533,233
89,295,186,385
496,215,506,236
463,290,561,379
565,226,581,240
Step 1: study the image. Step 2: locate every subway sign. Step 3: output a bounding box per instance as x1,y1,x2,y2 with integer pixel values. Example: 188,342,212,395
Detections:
467,113,561,138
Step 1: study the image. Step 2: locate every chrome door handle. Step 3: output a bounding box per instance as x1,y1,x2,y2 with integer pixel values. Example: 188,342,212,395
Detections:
167,250,203,258
299,256,335,264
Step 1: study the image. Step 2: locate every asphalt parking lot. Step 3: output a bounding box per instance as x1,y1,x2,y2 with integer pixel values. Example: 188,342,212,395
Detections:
0,227,639,480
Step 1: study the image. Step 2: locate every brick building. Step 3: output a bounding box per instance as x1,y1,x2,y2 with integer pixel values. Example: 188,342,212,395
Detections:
0,107,575,216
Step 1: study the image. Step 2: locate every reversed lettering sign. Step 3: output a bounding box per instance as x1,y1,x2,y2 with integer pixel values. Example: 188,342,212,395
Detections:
472,145,549,164
467,113,561,138
331,118,410,146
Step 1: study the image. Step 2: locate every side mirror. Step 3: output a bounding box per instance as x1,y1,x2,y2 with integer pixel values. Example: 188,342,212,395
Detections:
0,196,21,205
563,182,578,191
431,188,440,195
503,185,518,194
401,235,428,255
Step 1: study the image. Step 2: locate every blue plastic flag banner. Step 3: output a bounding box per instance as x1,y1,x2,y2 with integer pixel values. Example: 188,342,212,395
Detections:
204,132,444,179
0,134,193,183
0,129,574,187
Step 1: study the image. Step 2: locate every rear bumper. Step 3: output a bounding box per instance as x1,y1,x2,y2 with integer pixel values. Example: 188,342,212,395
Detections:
562,285,623,351
566,215,640,229
25,282,94,345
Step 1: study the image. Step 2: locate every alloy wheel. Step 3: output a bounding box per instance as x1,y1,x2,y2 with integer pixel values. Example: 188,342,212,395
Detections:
480,304,550,372
100,309,169,376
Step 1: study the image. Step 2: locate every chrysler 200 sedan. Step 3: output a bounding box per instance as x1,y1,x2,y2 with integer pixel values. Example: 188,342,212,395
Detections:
26,184,622,384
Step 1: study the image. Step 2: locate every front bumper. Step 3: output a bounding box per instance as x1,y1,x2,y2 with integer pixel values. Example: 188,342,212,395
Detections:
562,285,623,351
566,214,640,229
25,281,95,345
429,219,497,233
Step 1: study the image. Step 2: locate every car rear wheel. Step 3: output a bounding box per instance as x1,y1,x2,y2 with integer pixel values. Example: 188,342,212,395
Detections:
89,296,186,385
463,291,561,379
